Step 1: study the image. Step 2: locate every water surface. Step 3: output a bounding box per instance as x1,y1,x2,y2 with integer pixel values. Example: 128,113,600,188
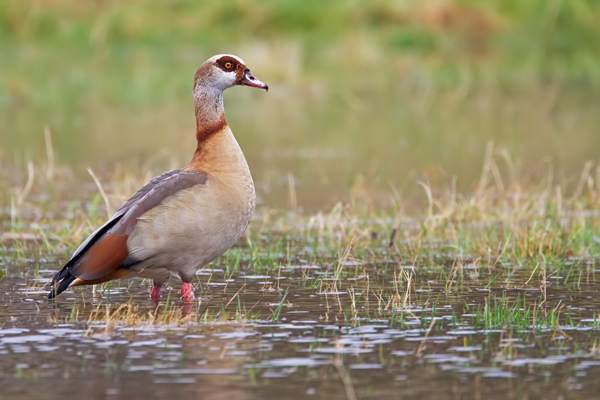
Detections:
1,242,599,400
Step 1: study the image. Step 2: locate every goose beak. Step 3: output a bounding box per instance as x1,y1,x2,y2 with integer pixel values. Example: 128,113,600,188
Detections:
240,70,268,91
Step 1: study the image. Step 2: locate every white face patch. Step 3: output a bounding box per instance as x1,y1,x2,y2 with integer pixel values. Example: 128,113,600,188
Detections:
211,69,237,91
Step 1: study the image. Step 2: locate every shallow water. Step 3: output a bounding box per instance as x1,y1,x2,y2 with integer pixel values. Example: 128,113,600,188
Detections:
1,244,599,400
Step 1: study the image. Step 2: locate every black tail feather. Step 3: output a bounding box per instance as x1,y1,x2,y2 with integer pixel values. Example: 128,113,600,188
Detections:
48,274,77,299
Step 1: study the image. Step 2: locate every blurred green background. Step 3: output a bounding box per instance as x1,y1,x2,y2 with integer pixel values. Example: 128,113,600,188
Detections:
1,0,600,209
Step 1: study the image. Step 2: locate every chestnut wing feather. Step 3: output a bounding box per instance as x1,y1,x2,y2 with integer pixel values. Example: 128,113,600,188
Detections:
64,169,183,269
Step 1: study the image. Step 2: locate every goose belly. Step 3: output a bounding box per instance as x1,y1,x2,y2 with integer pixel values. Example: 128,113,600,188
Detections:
126,179,255,276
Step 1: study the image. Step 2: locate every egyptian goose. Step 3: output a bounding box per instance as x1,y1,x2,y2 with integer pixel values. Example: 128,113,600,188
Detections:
49,54,268,300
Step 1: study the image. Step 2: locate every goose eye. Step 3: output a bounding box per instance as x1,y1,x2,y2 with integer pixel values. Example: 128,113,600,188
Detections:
224,62,232,69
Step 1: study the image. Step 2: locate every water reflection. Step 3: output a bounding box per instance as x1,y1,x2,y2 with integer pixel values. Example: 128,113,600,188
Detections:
0,253,599,399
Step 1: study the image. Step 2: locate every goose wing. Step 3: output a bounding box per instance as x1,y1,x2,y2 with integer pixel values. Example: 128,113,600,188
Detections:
48,169,207,298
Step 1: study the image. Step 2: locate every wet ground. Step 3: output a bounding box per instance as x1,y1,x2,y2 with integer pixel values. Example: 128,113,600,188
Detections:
1,243,599,400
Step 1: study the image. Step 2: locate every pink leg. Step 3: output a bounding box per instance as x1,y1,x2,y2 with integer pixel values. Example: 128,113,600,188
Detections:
150,284,161,301
181,282,195,300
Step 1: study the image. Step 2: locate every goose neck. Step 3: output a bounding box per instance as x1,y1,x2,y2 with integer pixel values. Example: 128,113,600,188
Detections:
194,85,226,144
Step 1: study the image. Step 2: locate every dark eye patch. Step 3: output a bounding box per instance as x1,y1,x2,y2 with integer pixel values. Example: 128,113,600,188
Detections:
216,56,239,72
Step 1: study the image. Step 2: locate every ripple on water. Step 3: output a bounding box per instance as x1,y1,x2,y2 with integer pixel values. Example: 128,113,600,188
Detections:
1,335,54,344
1,259,600,398
253,357,328,368
311,346,373,354
152,368,238,375
349,363,383,369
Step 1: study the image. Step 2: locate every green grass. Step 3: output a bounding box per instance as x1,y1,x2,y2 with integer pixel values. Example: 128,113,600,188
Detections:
3,0,600,77
5,148,600,271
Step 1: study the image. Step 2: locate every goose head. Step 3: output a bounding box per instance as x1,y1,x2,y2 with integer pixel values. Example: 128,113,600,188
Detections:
194,54,268,92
